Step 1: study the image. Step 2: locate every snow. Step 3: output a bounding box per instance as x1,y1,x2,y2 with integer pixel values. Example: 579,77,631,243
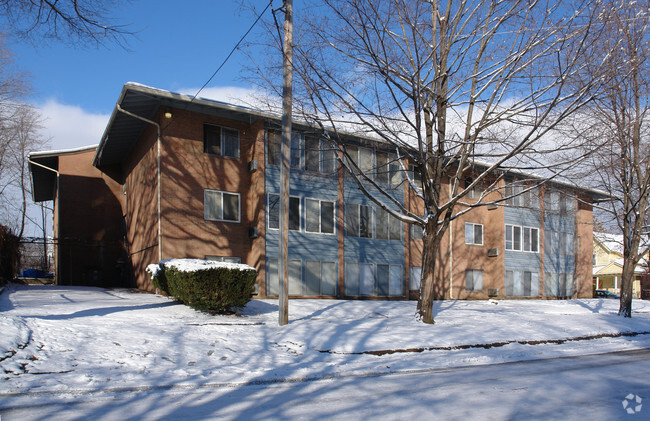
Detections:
1,284,650,418
146,258,256,280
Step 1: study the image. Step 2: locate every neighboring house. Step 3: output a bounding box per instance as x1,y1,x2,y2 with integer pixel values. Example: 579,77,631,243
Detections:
593,232,647,298
30,82,606,299
28,145,127,287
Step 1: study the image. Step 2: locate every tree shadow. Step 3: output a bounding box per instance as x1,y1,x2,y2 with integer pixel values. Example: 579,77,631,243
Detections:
25,301,178,320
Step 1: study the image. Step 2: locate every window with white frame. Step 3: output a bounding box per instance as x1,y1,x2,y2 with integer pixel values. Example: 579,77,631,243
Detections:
465,269,483,291
268,194,300,231
465,222,483,245
305,198,335,234
505,225,539,252
204,190,240,222
376,207,401,240
204,124,240,158
345,203,373,238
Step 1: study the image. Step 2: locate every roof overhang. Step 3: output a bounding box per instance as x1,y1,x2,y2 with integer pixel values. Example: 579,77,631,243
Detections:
93,83,278,169
28,145,98,202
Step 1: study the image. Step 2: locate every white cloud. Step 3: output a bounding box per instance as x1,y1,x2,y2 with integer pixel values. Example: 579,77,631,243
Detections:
35,99,110,151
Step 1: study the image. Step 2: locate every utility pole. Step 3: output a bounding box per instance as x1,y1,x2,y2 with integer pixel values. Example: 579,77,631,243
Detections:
279,0,293,326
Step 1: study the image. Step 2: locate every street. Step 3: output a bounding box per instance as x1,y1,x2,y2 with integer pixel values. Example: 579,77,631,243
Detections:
2,348,649,420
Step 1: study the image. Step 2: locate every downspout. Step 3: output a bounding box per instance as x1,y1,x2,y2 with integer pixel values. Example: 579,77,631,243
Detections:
449,181,454,299
115,104,163,263
28,159,60,283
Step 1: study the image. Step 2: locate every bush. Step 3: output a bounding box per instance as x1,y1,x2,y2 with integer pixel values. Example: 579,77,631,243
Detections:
0,225,20,285
147,259,257,313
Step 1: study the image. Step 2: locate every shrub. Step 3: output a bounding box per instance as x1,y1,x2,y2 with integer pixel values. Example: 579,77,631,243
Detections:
147,259,257,313
0,225,20,285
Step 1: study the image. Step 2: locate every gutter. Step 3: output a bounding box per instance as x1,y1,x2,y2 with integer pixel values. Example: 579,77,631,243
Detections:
115,104,163,263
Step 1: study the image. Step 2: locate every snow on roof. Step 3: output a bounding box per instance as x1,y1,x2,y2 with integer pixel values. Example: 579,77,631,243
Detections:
594,232,624,255
592,265,606,275
28,144,98,158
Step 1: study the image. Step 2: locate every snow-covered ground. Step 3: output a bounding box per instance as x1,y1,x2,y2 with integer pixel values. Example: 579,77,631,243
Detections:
1,283,650,419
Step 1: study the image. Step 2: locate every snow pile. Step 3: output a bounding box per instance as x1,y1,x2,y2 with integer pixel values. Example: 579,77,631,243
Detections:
147,258,255,278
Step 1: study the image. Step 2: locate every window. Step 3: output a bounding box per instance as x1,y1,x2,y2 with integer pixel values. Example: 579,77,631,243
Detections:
375,151,388,184
291,134,301,169
410,224,424,240
205,256,241,264
544,272,575,297
305,137,320,172
345,203,373,238
506,270,540,296
359,147,374,176
389,155,401,186
506,225,538,252
305,137,337,174
544,190,574,214
408,164,423,189
376,208,401,240
305,260,337,296
505,182,539,208
305,198,335,234
266,131,303,169
465,270,483,291
523,227,539,252
267,130,281,165
465,222,483,245
204,125,239,158
204,190,240,222
465,177,483,200
345,262,403,297
410,266,422,291
268,194,300,231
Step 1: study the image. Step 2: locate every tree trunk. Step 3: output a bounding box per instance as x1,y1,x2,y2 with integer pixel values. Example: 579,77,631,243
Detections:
619,256,636,318
417,220,444,324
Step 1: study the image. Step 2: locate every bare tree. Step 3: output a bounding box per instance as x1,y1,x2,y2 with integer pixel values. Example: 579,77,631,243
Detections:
248,0,604,323
566,0,650,317
0,103,47,238
0,0,133,46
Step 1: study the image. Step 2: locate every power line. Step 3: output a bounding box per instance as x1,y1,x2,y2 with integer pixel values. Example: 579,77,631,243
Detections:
188,0,274,105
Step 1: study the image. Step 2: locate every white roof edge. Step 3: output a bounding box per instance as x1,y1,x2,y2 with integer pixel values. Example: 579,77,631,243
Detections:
29,144,98,158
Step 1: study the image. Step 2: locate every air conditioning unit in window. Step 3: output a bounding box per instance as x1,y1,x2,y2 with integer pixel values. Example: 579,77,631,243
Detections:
248,159,258,173
488,248,499,257
487,203,498,210
249,226,258,239
488,288,499,297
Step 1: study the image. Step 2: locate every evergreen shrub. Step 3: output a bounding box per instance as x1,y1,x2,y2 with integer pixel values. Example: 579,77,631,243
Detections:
148,259,256,313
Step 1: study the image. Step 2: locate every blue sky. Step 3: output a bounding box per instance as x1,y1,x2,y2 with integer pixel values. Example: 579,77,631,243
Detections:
8,0,274,150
